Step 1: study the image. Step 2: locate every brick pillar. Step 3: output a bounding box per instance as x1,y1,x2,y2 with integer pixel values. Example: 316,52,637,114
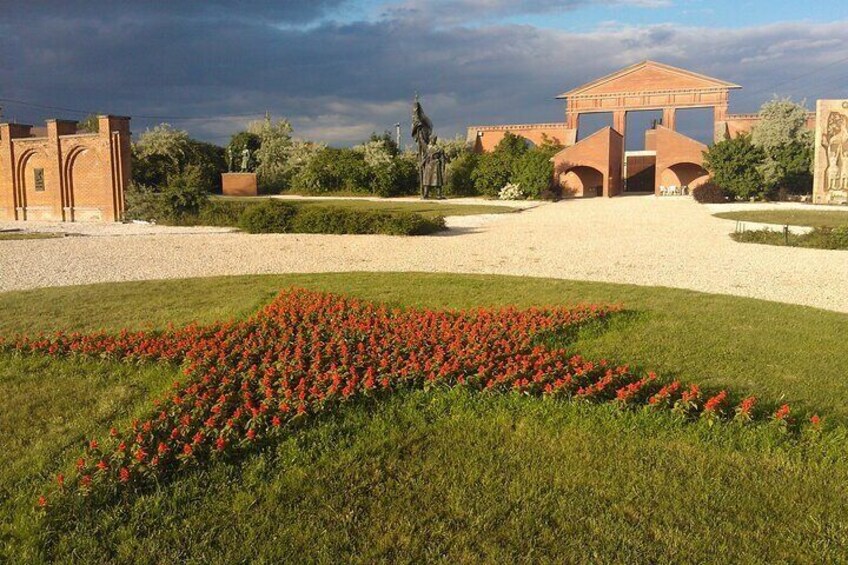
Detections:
613,110,626,138
45,120,68,221
662,107,676,131
566,112,579,130
0,124,15,220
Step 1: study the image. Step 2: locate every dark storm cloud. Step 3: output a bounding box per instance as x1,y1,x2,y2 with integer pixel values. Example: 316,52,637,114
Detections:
1,2,847,145
1,1,347,24
388,0,671,24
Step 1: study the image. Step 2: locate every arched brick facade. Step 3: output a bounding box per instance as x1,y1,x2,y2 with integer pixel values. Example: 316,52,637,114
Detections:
468,60,817,198
0,115,130,222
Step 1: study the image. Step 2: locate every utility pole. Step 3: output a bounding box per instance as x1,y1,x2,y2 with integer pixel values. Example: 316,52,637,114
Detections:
395,122,401,149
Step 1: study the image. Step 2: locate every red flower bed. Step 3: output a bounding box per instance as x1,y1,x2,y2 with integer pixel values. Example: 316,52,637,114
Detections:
0,289,800,505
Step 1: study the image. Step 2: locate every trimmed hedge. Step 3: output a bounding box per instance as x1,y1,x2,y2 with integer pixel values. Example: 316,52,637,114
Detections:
291,207,444,236
238,201,299,234
138,198,445,236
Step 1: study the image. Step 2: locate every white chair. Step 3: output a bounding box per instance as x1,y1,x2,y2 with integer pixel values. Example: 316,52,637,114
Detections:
659,185,667,196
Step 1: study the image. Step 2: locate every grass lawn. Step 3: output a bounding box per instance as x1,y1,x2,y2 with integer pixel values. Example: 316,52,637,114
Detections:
2,273,847,562
0,232,64,241
714,208,848,228
214,195,515,219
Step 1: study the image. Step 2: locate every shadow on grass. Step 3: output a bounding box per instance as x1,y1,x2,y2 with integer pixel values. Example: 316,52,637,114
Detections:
533,309,649,350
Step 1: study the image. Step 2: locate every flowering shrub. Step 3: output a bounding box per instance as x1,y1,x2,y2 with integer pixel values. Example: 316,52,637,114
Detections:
498,183,525,200
0,289,808,508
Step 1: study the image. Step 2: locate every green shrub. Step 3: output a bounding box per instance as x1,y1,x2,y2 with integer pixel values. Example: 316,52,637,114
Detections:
372,159,418,197
702,134,766,200
691,182,728,204
161,165,210,217
237,200,298,233
732,225,848,250
124,183,169,222
445,151,479,196
291,207,444,235
513,149,554,199
124,165,211,223
293,148,373,194
472,133,528,197
196,200,252,227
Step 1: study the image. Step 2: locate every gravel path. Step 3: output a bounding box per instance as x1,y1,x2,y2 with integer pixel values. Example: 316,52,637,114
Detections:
2,195,847,313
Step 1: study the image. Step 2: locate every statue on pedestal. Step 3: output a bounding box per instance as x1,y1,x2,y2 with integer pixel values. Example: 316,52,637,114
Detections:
411,95,444,199
422,136,445,199
240,148,252,172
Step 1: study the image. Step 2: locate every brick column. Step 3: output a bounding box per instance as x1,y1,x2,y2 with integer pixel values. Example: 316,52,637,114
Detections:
662,107,676,131
613,110,627,138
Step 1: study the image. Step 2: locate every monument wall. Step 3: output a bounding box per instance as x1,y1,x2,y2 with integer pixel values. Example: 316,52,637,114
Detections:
813,100,848,205
0,115,131,222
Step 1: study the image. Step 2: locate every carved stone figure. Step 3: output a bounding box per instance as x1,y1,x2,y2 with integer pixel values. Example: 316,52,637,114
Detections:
226,147,234,172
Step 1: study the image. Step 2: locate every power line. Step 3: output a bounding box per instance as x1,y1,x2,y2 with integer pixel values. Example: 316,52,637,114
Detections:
734,53,848,103
0,97,266,122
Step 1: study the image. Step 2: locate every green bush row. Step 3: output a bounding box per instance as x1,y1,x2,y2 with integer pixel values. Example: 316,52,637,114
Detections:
236,200,445,236
732,226,848,250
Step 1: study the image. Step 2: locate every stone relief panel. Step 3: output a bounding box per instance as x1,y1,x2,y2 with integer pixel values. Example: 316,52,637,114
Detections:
814,100,848,204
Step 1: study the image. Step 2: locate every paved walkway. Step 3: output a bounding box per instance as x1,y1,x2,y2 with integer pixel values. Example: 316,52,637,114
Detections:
2,196,847,313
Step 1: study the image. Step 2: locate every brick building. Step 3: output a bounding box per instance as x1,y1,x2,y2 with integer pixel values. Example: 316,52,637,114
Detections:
467,60,811,197
0,115,131,222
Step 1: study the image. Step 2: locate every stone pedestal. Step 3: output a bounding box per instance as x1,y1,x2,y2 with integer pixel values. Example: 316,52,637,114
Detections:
222,173,258,197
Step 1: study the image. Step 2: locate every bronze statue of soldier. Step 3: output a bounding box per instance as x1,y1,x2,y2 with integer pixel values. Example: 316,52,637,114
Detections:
411,95,445,199
421,136,445,199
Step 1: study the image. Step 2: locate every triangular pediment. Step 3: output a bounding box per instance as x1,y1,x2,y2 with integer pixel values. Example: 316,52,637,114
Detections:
557,61,740,98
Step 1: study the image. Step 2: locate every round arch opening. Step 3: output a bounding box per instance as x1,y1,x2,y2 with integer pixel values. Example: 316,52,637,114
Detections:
558,166,604,198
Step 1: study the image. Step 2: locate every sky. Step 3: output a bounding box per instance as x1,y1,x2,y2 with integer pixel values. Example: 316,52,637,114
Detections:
1,0,847,148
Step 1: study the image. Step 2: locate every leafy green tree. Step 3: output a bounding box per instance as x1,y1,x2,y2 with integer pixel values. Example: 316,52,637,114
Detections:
293,147,373,194
768,139,813,195
445,150,479,196
472,132,528,196
512,138,562,198
372,158,418,197
702,134,766,200
76,114,99,133
248,118,294,192
751,98,813,195
131,123,224,193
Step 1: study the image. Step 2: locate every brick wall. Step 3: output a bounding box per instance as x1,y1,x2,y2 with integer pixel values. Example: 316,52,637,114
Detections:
0,115,131,222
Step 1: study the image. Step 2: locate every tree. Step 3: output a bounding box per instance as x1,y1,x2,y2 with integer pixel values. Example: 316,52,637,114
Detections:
445,150,479,196
248,117,295,192
354,136,395,168
292,147,372,194
751,98,813,195
702,134,765,200
512,137,562,198
472,132,528,196
76,114,99,133
131,123,224,192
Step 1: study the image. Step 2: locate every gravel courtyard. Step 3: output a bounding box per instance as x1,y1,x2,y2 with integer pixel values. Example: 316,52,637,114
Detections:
2,195,847,313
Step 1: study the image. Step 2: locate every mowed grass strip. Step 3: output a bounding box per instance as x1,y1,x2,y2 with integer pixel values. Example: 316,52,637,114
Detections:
1,273,847,562
40,390,848,563
0,232,64,241
214,195,516,219
714,208,848,228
